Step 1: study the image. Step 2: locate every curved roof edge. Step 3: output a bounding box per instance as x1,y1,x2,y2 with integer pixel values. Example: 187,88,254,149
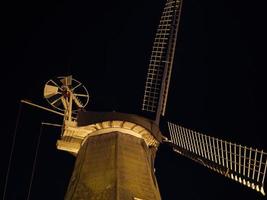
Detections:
77,111,163,143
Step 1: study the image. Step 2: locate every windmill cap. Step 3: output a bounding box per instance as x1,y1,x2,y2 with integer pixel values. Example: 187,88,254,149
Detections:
77,111,163,143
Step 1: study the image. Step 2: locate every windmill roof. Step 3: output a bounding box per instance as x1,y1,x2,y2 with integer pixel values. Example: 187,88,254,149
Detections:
77,111,163,143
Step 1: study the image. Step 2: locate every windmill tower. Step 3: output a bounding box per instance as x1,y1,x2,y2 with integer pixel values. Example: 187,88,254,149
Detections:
8,0,266,199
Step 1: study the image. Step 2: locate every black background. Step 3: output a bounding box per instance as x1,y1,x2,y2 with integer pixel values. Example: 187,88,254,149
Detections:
1,0,267,199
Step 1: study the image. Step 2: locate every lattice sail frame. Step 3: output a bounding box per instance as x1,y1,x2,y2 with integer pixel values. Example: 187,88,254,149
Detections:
167,122,267,195
142,0,183,119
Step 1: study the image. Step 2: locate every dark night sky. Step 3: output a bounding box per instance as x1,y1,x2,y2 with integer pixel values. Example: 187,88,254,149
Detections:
1,0,267,199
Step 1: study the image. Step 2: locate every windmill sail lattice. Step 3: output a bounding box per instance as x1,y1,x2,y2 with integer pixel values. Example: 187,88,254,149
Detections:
142,0,183,122
168,122,267,195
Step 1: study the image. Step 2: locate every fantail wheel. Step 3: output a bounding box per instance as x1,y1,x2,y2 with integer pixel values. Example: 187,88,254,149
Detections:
43,75,89,113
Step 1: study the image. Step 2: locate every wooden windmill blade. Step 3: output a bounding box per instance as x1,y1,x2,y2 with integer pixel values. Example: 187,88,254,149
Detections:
142,0,183,124
167,122,267,196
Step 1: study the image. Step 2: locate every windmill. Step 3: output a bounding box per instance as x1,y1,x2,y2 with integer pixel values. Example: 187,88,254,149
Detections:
4,0,266,199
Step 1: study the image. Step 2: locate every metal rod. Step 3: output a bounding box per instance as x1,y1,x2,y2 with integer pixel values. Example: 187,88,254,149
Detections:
21,100,65,117
41,122,62,127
